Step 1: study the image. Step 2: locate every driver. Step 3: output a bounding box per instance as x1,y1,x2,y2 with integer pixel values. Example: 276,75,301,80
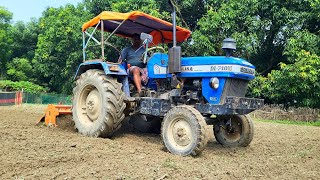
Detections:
121,34,148,96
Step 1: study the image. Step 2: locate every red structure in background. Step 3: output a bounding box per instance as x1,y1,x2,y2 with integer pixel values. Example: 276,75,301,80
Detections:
15,91,23,106
0,91,23,106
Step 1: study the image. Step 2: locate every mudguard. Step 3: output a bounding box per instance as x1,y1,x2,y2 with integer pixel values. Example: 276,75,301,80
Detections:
74,61,127,79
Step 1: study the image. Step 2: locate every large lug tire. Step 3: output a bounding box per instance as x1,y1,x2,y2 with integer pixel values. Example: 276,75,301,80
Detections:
161,105,208,156
214,114,254,147
129,115,161,134
72,69,126,137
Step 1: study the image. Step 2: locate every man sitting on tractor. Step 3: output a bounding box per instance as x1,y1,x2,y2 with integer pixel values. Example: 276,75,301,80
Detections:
121,34,148,96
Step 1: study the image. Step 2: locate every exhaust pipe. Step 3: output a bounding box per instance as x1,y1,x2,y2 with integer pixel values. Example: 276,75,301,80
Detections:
168,0,181,74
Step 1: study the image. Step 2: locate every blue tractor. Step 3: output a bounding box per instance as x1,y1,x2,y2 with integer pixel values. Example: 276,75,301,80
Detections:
72,8,263,156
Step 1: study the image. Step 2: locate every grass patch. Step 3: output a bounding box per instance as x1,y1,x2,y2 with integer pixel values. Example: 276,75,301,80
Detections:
256,119,320,127
162,158,178,170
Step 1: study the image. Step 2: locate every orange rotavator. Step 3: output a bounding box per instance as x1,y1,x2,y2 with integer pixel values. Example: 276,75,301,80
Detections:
37,104,71,127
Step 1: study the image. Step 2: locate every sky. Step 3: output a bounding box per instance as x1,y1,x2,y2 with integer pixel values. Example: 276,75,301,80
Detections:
0,0,83,22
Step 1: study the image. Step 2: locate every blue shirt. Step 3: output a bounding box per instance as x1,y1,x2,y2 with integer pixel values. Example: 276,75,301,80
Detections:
121,46,146,68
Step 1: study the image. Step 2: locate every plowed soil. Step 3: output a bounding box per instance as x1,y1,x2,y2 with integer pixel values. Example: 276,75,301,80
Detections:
0,105,319,179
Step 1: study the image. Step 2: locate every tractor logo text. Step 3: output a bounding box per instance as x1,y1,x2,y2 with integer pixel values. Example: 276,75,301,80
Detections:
210,65,232,72
181,66,193,71
240,67,255,75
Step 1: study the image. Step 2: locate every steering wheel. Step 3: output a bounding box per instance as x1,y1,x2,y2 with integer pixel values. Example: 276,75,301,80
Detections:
147,46,166,54
142,46,166,64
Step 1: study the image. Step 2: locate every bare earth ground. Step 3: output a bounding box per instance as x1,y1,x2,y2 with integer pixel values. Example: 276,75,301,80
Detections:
0,105,319,180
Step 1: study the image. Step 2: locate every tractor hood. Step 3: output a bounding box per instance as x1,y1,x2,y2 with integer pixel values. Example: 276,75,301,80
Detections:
147,53,255,80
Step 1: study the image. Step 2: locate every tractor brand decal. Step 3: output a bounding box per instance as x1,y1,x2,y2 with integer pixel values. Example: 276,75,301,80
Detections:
209,96,218,101
153,64,255,75
183,66,193,71
181,64,255,74
153,64,167,74
210,65,233,72
240,67,255,75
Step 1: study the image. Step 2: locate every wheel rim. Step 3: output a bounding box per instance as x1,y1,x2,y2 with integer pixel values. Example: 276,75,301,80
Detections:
219,116,242,142
77,84,102,126
85,89,101,120
167,117,193,150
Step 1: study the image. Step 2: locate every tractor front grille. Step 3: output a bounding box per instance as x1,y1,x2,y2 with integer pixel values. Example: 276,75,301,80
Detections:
220,78,249,104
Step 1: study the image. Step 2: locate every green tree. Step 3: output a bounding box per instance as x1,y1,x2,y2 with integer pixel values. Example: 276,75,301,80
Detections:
247,20,320,106
160,0,207,30
6,58,33,81
9,19,40,60
33,4,92,93
188,0,319,75
0,6,13,76
268,51,320,108
84,0,116,15
84,0,169,18
284,30,320,62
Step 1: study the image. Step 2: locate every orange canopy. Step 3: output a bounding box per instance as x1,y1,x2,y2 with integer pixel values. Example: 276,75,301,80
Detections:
82,11,191,45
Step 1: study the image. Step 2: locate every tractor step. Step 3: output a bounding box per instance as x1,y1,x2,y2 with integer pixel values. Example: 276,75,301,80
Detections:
37,104,72,127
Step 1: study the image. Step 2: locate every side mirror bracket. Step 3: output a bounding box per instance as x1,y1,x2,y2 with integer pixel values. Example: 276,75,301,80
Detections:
140,33,153,44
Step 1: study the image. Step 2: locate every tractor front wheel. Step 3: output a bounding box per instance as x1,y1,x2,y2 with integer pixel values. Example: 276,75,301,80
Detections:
214,115,254,147
72,69,126,137
161,105,208,156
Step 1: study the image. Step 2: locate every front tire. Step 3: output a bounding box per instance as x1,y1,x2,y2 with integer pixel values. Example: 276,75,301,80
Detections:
72,69,126,137
214,115,254,147
162,105,208,156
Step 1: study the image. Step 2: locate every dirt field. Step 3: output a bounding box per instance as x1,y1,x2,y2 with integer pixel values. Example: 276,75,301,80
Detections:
0,105,319,180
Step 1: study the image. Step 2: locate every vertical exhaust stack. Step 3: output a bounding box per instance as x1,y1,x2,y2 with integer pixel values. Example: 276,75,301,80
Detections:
168,0,181,74
222,38,236,57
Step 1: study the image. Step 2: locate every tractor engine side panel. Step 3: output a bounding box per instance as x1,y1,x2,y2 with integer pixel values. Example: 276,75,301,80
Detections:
202,77,249,105
202,77,226,104
148,53,170,79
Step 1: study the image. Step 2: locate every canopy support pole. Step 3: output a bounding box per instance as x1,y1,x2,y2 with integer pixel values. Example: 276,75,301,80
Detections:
104,19,126,43
82,32,86,62
84,21,101,48
101,20,105,60
84,32,101,45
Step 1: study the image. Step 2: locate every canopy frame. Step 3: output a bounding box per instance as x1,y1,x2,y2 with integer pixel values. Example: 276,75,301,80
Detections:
82,11,191,62
83,19,132,62
82,21,102,62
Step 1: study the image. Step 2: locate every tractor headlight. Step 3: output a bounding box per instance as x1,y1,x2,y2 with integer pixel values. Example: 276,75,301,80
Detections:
209,77,219,89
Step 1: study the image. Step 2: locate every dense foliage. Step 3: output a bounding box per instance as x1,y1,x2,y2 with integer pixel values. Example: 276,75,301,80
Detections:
0,80,47,93
0,0,319,107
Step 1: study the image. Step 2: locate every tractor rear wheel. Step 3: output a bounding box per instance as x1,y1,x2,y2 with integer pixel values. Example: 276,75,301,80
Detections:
72,69,126,137
214,115,254,147
161,105,208,156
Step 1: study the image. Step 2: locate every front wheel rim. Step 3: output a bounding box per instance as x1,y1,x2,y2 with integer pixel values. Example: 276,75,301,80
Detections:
167,118,193,150
219,117,242,142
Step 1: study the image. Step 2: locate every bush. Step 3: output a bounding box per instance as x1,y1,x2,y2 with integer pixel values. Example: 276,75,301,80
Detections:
247,50,320,108
0,80,47,93
267,51,320,108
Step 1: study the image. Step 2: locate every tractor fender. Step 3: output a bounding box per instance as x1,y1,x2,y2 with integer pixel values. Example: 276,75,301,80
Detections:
74,61,127,80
